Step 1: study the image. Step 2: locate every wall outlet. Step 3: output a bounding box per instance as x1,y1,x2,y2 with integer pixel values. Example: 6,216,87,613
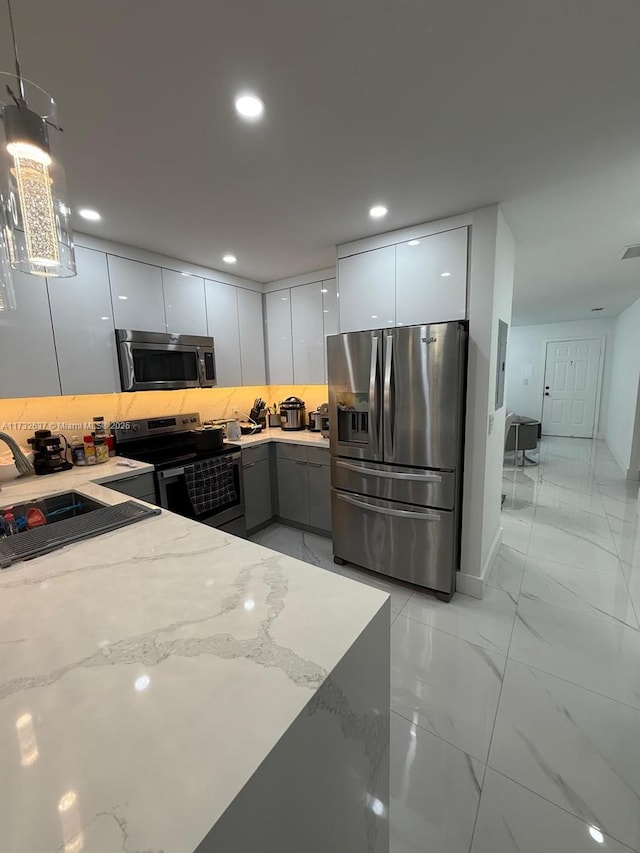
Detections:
488,413,494,435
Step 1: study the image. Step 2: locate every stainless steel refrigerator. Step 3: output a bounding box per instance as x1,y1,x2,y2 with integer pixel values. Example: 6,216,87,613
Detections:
328,321,467,600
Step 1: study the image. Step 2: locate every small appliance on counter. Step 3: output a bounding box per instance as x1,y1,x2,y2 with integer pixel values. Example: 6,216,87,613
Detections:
308,409,323,432
27,430,72,476
319,402,330,438
280,396,306,431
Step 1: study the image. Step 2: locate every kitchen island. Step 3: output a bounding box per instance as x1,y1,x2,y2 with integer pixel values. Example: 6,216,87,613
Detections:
0,461,390,853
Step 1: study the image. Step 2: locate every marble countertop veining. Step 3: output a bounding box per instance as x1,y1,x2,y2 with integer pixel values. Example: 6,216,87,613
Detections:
0,457,387,852
230,426,330,449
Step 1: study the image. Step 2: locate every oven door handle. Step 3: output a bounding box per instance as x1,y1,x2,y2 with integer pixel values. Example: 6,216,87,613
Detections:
157,467,187,480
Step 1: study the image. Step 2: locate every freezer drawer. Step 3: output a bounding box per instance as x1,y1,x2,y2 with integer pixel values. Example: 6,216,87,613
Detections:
331,457,456,510
332,489,457,594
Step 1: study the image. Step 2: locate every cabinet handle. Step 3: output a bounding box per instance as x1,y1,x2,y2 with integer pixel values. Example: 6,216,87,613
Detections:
308,462,323,468
243,462,256,468
295,460,307,466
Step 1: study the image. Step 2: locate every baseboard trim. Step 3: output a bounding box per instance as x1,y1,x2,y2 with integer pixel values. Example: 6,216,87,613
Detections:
456,526,503,599
605,438,628,478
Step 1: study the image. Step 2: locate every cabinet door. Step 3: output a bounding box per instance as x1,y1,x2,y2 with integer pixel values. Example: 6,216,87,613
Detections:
291,282,324,384
205,281,242,387
162,270,207,335
321,278,338,381
108,255,165,331
265,290,293,384
48,247,120,395
308,460,331,532
243,458,273,531
396,227,468,325
338,246,395,332
0,271,60,398
276,458,309,525
237,288,266,385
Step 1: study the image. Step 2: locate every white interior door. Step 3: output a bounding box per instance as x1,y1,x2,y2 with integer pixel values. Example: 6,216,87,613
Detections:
542,338,602,437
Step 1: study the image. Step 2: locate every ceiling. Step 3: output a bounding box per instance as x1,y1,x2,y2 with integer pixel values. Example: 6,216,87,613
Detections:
3,0,640,324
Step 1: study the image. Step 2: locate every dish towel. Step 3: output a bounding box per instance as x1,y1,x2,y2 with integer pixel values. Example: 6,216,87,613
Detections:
184,457,237,516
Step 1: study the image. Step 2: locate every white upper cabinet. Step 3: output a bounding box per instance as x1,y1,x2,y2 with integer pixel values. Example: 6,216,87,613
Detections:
396,227,468,325
205,280,242,387
0,271,61,398
265,289,294,384
291,282,325,385
48,247,120,395
321,278,338,382
237,288,266,385
108,256,165,332
338,246,396,332
162,270,207,336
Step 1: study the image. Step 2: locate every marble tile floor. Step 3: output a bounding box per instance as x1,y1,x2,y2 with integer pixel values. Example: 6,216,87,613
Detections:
251,437,640,853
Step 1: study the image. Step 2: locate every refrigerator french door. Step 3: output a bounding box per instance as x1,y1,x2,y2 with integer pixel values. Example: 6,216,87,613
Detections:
328,321,467,599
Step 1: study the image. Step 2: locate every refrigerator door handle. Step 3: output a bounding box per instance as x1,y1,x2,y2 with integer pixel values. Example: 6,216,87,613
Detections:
335,459,443,482
383,333,394,459
336,492,442,521
369,336,380,457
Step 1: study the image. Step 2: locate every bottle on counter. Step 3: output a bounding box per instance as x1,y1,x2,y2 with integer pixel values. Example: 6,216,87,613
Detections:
83,434,96,465
2,512,18,535
70,435,87,466
94,435,108,464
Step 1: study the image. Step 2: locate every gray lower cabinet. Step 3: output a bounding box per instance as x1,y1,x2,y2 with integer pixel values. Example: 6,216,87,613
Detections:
275,444,331,533
276,458,310,526
307,461,331,531
104,471,157,503
242,445,273,532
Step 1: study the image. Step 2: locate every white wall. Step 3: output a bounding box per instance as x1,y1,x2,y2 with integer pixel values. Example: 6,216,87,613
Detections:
506,318,615,437
605,297,640,478
459,205,515,597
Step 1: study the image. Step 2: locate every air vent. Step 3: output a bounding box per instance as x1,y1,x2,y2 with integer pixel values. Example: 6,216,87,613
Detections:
621,245,640,260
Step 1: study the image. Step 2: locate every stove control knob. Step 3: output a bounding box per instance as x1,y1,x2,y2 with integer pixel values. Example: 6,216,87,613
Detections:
132,424,141,433
182,417,189,424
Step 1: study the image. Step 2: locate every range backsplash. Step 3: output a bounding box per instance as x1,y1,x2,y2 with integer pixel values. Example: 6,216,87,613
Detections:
0,385,328,456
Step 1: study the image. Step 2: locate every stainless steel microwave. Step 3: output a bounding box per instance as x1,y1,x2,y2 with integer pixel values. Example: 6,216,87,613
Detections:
115,329,216,392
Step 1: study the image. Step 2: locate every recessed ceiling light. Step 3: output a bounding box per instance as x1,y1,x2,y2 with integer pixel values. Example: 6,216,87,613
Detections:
408,240,420,246
223,254,237,264
78,208,101,221
369,205,388,219
235,93,264,120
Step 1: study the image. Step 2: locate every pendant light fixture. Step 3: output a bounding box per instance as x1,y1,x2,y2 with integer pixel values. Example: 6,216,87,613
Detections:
0,0,76,278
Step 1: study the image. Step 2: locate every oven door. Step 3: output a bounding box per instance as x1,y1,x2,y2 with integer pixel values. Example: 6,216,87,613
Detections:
156,452,246,534
116,330,216,391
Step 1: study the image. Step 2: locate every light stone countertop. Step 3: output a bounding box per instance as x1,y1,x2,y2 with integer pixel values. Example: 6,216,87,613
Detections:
229,425,330,449
0,457,387,852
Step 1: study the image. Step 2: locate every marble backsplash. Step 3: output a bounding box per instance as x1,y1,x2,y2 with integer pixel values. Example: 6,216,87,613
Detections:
0,385,328,455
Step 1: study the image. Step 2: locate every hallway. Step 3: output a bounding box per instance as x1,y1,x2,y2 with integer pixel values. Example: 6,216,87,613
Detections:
253,437,640,852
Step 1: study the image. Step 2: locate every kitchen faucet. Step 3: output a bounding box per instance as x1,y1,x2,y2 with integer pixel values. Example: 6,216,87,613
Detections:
0,432,34,476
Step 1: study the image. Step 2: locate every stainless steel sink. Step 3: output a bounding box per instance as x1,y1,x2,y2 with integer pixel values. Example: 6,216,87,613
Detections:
0,491,161,568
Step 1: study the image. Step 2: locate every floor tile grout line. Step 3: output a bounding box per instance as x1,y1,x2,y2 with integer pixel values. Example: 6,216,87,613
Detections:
516,587,639,631
595,477,640,631
504,652,640,714
390,707,490,768
395,610,511,658
484,766,640,853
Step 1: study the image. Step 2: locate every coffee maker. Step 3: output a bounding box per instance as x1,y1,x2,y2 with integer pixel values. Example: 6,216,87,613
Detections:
27,430,72,475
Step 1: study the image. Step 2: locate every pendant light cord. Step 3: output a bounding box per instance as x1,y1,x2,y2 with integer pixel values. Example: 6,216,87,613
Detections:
6,0,25,101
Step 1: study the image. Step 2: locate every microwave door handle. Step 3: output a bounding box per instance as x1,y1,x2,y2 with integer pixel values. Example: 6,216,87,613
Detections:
336,492,442,521
369,336,380,457
118,341,135,392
